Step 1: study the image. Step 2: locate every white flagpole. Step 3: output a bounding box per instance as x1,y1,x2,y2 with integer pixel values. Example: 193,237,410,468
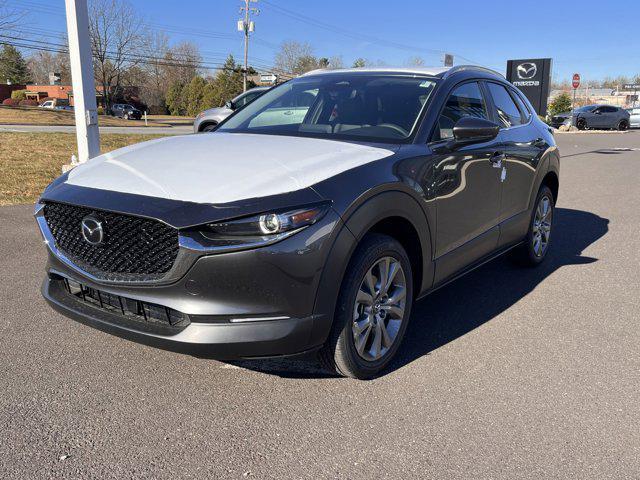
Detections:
64,0,100,164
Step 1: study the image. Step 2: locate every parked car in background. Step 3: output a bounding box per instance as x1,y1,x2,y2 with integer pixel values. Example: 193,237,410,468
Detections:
572,104,630,130
36,66,560,379
626,107,640,128
193,86,270,133
551,111,572,128
111,104,142,120
39,99,72,111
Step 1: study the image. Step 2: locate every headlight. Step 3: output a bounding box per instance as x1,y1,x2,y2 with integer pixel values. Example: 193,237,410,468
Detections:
203,204,329,238
179,203,331,253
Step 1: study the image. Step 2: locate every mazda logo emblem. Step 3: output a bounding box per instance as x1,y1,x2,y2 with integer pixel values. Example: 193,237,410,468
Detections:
517,62,537,80
81,215,104,245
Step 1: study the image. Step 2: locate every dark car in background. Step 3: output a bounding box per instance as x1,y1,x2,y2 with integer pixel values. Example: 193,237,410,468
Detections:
572,104,630,130
36,66,560,379
551,111,572,128
111,103,142,120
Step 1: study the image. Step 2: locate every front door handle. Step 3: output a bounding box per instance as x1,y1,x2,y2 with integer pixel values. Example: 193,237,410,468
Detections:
490,152,505,168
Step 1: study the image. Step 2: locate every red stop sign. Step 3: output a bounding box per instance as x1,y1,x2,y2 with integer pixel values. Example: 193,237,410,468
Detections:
572,73,581,89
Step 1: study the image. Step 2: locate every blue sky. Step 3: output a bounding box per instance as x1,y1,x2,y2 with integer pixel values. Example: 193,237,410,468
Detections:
15,0,640,83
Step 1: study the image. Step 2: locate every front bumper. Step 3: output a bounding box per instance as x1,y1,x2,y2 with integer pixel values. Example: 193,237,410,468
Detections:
42,274,321,359
37,205,344,359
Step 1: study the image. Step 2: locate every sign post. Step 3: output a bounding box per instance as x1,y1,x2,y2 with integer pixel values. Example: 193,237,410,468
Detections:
64,0,100,165
572,73,581,112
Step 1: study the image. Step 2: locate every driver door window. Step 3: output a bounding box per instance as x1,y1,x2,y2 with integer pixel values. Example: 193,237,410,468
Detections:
435,82,488,141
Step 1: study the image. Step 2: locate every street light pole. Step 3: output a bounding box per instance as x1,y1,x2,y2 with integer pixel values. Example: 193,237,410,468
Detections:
64,0,100,164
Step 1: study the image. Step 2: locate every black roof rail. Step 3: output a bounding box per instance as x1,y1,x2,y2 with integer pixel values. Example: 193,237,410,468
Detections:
441,65,505,79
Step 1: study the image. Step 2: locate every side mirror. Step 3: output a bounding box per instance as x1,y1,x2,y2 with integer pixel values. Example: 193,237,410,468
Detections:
225,101,233,110
451,117,500,146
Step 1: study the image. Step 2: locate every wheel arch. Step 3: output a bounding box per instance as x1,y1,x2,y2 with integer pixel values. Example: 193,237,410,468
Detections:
309,190,434,347
198,121,219,132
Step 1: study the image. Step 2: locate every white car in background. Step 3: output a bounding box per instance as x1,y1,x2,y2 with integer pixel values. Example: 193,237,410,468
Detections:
627,107,640,128
193,86,270,133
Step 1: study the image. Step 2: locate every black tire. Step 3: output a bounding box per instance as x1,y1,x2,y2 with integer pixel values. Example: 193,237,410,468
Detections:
576,118,587,130
618,120,629,131
320,233,413,379
510,185,555,267
201,123,218,133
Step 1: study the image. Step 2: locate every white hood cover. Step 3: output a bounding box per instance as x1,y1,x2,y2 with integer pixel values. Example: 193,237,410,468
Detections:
65,133,396,204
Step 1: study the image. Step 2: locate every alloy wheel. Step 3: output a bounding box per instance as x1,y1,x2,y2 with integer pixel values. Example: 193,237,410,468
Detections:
352,256,407,362
532,194,553,258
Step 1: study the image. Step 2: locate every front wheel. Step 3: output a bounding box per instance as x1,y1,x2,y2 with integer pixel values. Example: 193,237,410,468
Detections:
618,120,629,131
510,185,554,267
320,234,413,379
201,123,218,133
576,118,587,130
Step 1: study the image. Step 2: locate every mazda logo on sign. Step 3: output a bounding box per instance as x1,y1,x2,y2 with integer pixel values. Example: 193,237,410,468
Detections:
81,215,104,245
517,62,537,80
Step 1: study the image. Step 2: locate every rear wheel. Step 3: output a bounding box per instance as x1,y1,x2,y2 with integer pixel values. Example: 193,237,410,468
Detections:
618,120,629,131
320,234,413,379
510,185,554,267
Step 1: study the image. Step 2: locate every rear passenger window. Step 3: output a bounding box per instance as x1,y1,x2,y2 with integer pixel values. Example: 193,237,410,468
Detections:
487,83,524,128
435,82,488,141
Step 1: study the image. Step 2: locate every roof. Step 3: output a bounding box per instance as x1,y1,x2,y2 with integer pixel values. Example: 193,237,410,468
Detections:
301,65,504,79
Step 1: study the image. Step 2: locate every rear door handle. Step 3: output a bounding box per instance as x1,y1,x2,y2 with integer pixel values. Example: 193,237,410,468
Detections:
490,152,505,168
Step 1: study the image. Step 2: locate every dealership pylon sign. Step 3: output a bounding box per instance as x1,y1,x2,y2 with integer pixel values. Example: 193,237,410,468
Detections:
506,58,553,116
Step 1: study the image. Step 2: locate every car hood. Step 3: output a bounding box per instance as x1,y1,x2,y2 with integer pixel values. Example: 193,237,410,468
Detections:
64,133,398,204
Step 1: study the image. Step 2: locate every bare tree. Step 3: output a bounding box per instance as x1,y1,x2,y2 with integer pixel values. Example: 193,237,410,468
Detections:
274,41,319,76
163,41,202,85
407,56,425,67
138,30,170,109
328,55,344,69
89,0,145,109
27,51,58,85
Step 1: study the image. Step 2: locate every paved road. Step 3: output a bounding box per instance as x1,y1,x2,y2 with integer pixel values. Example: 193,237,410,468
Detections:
1,132,639,479
0,124,193,135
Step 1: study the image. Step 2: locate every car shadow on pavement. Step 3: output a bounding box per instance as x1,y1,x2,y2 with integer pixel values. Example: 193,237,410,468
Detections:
229,208,609,379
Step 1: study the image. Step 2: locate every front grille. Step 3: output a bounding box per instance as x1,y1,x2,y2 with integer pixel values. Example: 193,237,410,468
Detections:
60,276,189,334
44,202,179,282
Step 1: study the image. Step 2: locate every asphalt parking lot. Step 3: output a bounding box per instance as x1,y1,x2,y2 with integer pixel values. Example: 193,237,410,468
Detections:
1,131,639,479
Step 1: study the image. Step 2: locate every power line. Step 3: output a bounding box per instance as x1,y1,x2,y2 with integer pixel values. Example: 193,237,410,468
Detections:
1,34,295,79
260,0,481,65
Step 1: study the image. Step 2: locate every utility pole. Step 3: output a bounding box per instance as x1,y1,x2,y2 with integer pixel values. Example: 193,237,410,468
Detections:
238,0,258,92
64,0,100,164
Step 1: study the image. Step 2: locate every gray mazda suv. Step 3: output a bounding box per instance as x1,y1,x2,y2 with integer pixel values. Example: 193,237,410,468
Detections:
36,66,559,378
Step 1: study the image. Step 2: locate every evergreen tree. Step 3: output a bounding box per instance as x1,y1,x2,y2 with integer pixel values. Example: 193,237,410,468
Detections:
0,45,31,84
165,81,186,116
548,92,573,117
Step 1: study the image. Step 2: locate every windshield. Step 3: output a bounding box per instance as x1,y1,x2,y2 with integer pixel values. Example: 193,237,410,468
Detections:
218,74,437,142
